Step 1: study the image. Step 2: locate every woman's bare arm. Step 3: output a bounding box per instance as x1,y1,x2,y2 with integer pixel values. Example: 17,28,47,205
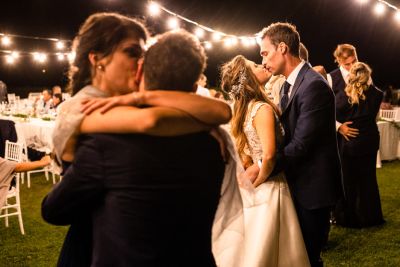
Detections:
14,156,51,172
252,104,276,187
80,106,211,136
81,91,232,126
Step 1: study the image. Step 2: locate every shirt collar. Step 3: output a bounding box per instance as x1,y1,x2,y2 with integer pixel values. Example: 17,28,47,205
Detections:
339,65,350,82
286,61,306,86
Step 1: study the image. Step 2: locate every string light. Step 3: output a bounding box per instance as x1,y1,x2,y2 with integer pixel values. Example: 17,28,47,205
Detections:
148,1,161,16
56,41,65,50
194,27,205,38
204,41,213,50
33,52,48,63
374,2,386,15
395,11,400,22
1,36,11,46
5,55,15,64
0,0,399,68
147,1,257,49
167,17,179,29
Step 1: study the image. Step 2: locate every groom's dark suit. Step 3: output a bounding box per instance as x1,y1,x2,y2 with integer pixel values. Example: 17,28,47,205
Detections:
279,63,342,266
42,132,225,267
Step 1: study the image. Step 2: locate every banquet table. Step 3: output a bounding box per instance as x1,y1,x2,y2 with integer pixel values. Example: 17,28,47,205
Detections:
376,120,400,167
0,115,55,153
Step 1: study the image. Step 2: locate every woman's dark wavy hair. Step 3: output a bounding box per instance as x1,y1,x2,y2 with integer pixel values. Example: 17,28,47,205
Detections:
67,12,148,95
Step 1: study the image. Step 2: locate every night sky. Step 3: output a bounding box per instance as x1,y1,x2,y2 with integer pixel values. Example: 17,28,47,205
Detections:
1,0,399,94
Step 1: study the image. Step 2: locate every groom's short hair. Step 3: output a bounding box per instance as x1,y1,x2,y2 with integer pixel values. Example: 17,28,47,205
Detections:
259,22,300,58
143,29,207,92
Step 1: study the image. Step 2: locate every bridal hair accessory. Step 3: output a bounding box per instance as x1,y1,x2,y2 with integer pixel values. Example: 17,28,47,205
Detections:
230,69,247,99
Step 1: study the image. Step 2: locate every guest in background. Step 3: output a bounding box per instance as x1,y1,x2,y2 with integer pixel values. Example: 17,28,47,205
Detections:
333,62,385,228
196,73,211,97
1,155,51,209
52,93,63,109
327,44,360,141
209,88,225,100
0,80,7,103
380,85,397,109
299,42,309,63
312,65,328,80
35,88,53,113
52,85,62,95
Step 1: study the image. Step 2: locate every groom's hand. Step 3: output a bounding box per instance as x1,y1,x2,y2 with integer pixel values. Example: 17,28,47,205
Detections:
338,121,359,141
243,163,260,183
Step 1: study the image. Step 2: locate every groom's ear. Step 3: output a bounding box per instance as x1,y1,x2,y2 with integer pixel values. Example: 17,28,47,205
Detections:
278,42,287,55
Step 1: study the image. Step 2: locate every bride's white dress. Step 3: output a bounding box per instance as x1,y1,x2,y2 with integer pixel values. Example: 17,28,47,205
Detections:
212,101,310,267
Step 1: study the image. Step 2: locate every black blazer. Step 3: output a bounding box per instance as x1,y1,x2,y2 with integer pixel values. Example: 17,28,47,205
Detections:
279,63,342,210
42,132,225,267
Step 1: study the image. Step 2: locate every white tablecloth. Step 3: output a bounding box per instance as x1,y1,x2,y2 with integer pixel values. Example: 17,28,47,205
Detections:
377,121,400,167
0,116,55,152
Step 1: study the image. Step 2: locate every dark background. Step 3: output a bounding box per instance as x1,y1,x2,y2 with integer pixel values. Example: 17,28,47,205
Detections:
1,0,399,96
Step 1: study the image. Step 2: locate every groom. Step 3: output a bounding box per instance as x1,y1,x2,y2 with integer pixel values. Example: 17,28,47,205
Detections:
259,22,342,267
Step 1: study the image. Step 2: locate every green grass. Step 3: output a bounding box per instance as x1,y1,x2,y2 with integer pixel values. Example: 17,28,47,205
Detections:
1,162,399,266
0,174,67,267
323,160,400,267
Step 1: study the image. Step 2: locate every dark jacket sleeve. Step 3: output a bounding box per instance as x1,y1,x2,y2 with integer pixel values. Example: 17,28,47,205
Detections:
41,135,104,225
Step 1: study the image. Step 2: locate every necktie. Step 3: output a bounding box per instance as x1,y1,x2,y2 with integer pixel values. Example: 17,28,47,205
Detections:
280,81,291,111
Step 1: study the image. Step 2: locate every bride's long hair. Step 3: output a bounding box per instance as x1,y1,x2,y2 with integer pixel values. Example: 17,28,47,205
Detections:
345,62,372,105
220,55,279,168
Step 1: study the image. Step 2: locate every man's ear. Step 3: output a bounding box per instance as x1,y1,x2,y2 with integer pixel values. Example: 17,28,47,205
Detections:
278,42,287,55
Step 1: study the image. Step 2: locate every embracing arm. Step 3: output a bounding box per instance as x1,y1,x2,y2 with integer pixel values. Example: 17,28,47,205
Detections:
81,91,232,126
252,104,276,187
80,106,211,136
41,135,104,225
140,91,232,125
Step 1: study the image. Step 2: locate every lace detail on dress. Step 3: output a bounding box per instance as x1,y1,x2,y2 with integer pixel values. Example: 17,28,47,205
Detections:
243,101,284,164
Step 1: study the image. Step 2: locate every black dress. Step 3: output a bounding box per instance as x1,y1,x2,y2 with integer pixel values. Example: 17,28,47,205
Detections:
333,80,385,228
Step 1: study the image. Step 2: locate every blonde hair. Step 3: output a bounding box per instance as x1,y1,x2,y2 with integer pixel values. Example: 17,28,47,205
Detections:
345,62,372,105
220,55,279,168
333,43,357,63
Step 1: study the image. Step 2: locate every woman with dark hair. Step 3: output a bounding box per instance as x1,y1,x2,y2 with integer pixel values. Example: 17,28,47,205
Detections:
52,93,63,109
334,62,385,228
53,12,230,166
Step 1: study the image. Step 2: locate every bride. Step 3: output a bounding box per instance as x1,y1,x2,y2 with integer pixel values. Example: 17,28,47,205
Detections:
218,55,310,267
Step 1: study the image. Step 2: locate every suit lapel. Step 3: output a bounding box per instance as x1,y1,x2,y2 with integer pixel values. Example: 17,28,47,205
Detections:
282,63,310,115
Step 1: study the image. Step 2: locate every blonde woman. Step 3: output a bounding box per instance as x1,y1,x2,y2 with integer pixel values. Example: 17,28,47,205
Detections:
334,62,384,228
219,55,309,267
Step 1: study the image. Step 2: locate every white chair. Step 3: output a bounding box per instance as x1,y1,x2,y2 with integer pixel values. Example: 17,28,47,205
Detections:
0,140,25,234
379,109,398,121
23,143,56,188
14,131,57,188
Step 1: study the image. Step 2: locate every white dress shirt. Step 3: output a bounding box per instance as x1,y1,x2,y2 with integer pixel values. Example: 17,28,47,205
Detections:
285,60,306,97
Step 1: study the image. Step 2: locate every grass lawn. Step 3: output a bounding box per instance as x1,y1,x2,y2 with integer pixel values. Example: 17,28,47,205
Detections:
1,161,399,266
